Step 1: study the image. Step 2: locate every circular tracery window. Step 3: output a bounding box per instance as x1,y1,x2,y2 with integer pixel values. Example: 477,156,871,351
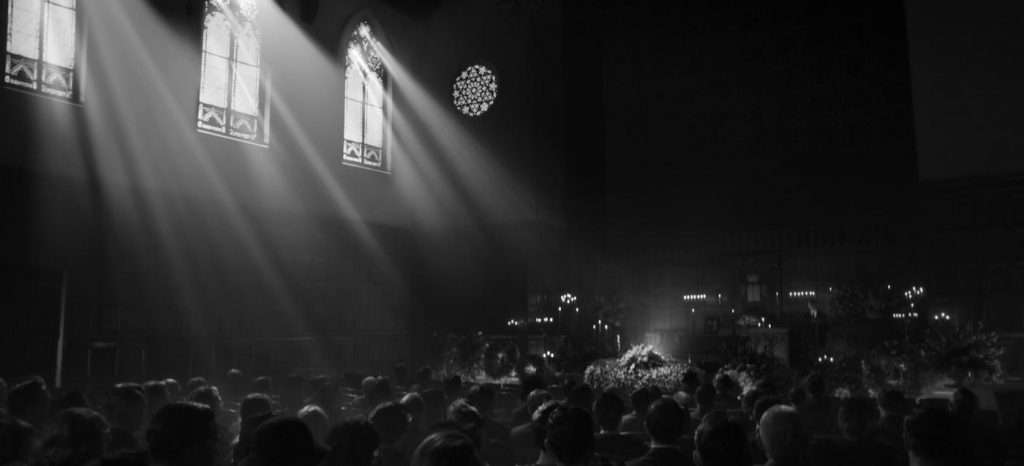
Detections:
453,65,498,116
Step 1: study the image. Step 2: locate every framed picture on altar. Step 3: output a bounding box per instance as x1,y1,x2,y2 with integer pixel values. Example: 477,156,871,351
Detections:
704,318,720,335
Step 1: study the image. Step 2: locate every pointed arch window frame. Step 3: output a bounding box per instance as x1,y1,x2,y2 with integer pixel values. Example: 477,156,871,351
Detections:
340,16,392,174
196,0,270,147
3,0,84,103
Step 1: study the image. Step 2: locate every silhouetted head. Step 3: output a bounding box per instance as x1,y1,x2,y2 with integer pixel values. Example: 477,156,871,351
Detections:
545,404,594,466
594,392,626,432
146,402,218,466
694,414,750,466
904,409,955,464
370,401,410,446
327,420,379,466
411,430,483,466
646,398,687,445
758,405,805,462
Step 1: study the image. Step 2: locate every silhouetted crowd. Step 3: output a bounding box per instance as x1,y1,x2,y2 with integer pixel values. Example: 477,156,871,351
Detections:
0,368,1021,466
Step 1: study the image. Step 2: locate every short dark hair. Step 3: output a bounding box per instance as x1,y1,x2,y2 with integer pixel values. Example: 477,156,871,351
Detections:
567,384,594,411
904,409,954,462
467,384,496,414
594,392,626,432
694,416,750,466
146,402,217,463
645,398,687,444
545,405,594,465
629,387,652,415
40,408,109,465
950,387,978,416
412,430,483,466
186,386,222,414
877,389,906,414
837,397,878,439
240,393,273,421
752,396,782,425
105,383,147,431
806,376,826,397
7,379,49,422
250,416,325,466
695,384,716,408
370,401,409,445
328,420,379,466
788,387,807,407
520,374,547,402
530,400,561,449
713,374,735,394
0,412,35,465
251,376,273,395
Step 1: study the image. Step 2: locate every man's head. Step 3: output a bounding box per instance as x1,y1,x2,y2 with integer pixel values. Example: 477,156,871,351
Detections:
40,407,109,466
249,416,327,466
530,401,561,450
466,384,496,417
837,397,879,439
693,413,750,466
146,402,218,466
567,384,594,412
444,399,485,448
411,430,483,466
545,404,594,466
526,389,554,419
186,386,222,416
752,396,782,427
681,370,701,395
904,409,954,465
695,384,716,410
143,381,170,418
443,376,462,399
713,374,735,397
240,393,273,421
646,398,688,445
877,389,907,417
629,387,652,416
806,376,826,399
369,401,410,446
594,392,626,432
224,369,244,400
251,376,273,396
758,405,805,462
298,405,330,442
949,387,978,420
7,378,50,428
519,374,547,403
105,383,147,433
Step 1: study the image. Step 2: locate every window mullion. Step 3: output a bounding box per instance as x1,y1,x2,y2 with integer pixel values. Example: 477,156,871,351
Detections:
36,0,47,87
225,27,238,134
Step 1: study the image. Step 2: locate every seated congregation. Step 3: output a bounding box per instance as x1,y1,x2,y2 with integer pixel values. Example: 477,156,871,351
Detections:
0,369,1018,466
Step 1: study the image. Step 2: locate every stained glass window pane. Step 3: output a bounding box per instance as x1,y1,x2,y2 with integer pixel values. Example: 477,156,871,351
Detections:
365,76,383,107
364,105,383,147
43,3,75,68
345,63,363,103
235,25,259,66
204,12,231,58
199,53,229,107
343,97,363,142
232,62,259,115
7,0,42,59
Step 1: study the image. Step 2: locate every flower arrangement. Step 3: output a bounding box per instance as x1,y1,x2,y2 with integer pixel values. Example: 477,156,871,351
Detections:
920,321,1003,385
584,344,693,394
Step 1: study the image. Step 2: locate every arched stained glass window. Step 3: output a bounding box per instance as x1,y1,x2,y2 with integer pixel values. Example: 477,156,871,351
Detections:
4,0,79,101
342,21,389,173
197,0,268,145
